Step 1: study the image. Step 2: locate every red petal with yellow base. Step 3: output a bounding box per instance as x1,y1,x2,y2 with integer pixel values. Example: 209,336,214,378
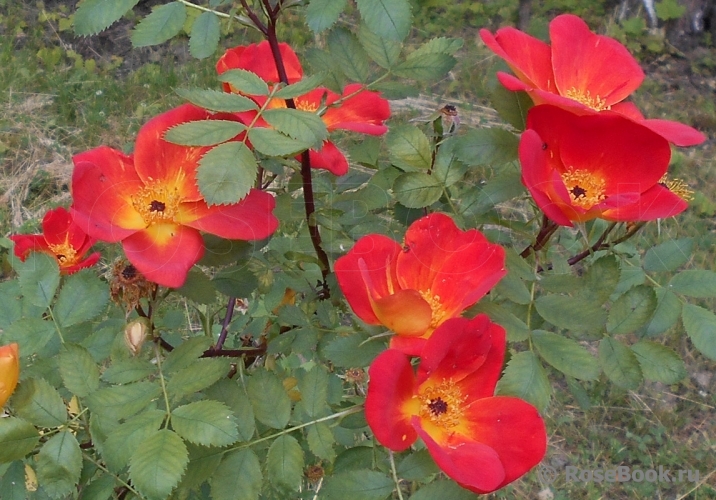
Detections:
216,41,303,89
0,343,19,409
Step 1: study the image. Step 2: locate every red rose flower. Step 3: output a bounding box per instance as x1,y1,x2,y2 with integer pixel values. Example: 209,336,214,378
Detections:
520,105,688,226
10,206,100,274
481,14,705,146
71,104,278,288
335,213,506,355
366,316,546,494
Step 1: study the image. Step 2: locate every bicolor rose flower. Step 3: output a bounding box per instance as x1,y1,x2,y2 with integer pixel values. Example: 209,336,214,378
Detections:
71,104,278,288
216,41,303,89
366,316,546,494
335,213,506,355
0,343,19,409
10,206,100,274
481,14,705,146
217,43,390,176
520,105,688,226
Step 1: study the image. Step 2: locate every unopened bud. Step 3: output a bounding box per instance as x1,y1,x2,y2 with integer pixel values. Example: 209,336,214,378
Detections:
0,343,19,408
124,319,149,355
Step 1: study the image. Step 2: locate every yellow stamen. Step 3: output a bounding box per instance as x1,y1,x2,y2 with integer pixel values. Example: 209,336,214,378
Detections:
564,88,610,111
48,241,78,267
419,289,448,329
295,99,318,113
418,379,466,430
132,183,181,224
561,169,607,209
659,174,693,201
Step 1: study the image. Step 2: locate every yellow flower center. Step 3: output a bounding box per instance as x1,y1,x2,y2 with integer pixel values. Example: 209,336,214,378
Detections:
659,174,693,201
419,289,448,329
418,379,466,430
295,99,318,113
132,183,181,224
48,241,78,267
564,88,610,111
561,169,607,209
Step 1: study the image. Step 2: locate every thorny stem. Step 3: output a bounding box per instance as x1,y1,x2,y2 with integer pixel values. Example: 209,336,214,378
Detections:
389,450,405,500
213,297,236,352
238,0,268,34
520,215,559,258
264,8,332,292
567,222,619,266
82,453,141,497
154,343,172,428
46,305,65,344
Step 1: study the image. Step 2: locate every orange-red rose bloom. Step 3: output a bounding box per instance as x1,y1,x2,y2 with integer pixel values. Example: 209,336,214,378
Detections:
481,14,705,146
71,104,278,288
366,316,546,494
520,105,688,226
217,43,390,176
0,343,19,408
335,213,506,355
10,207,100,274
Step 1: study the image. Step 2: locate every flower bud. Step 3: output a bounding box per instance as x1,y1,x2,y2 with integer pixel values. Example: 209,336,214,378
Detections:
0,343,20,408
124,319,149,356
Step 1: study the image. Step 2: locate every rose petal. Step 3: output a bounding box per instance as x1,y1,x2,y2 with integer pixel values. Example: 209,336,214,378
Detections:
308,142,350,176
372,289,433,337
480,28,554,91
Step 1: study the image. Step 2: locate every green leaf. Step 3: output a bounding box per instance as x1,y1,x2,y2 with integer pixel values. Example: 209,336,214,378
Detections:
3,317,55,358
12,378,67,428
306,0,347,33
36,431,82,499
246,369,291,429
453,128,518,167
131,2,187,47
410,479,477,500
496,351,551,411
79,475,116,500
386,124,432,171
212,264,258,297
166,357,231,400
165,120,246,146
535,294,606,335
643,238,693,272
176,88,258,113
581,255,621,304
54,270,108,327
489,86,532,131
397,449,439,481
669,270,716,298
471,302,530,342
631,341,686,384
431,138,467,187
162,336,213,374
356,0,411,41
358,24,402,69
682,304,716,360
86,381,162,420
204,379,255,442
411,37,463,55
493,268,531,304
599,337,642,390
532,330,600,381
655,0,686,20
0,418,40,463
102,358,156,385
175,267,217,305
307,423,336,462
321,469,394,500
103,410,166,472
199,234,258,267
129,429,188,500
392,51,456,81
566,377,592,410
263,108,328,145
248,127,309,156
393,172,443,208
17,252,59,309
58,343,100,397
328,27,370,82
459,168,524,216
218,69,269,96
645,288,682,336
0,461,26,500
172,400,239,447
299,366,330,418
607,285,657,334
211,449,262,500
196,141,257,205
177,443,224,494
322,334,385,367
189,11,220,59
73,0,140,36
273,73,326,99
267,434,304,491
